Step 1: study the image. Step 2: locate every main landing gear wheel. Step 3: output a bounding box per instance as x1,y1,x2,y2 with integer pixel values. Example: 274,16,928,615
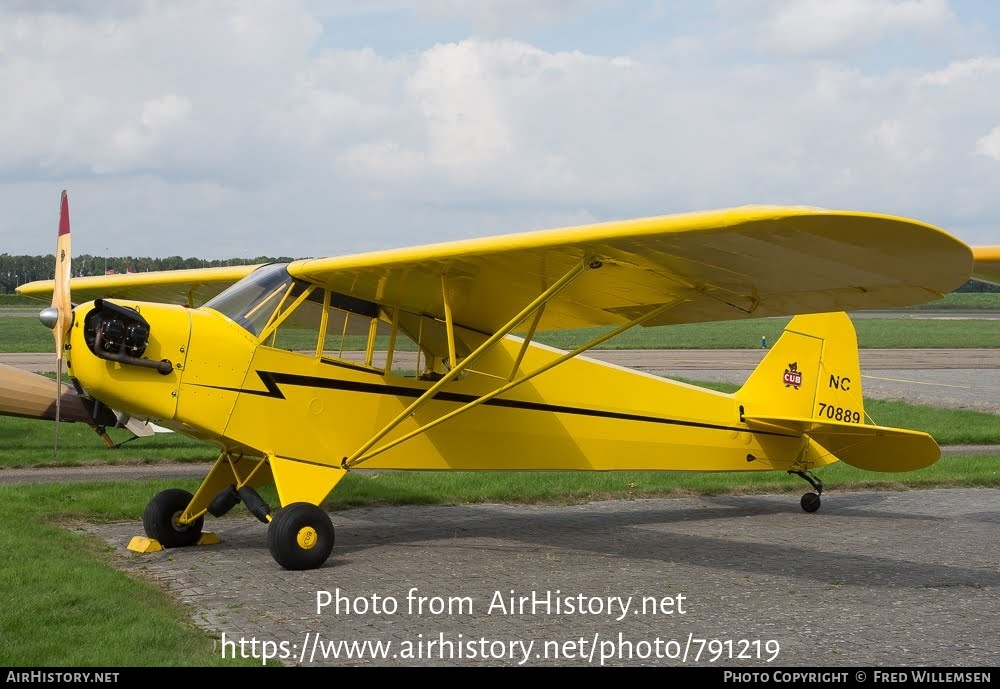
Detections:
143,488,204,548
267,502,335,571
788,470,824,514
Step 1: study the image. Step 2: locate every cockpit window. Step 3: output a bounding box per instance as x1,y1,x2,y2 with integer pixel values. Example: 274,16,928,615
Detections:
204,263,469,380
203,263,293,336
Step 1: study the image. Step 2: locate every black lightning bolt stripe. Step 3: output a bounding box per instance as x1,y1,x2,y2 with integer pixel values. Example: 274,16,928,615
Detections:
197,370,798,439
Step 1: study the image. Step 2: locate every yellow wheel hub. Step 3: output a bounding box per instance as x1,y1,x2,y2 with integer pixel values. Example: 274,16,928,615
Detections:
296,526,318,550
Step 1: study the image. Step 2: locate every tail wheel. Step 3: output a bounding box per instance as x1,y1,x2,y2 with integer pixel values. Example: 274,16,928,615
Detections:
800,492,822,513
143,488,204,548
789,470,824,513
267,502,335,571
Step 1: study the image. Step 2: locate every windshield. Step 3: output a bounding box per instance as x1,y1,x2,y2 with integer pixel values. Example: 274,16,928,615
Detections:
203,263,293,335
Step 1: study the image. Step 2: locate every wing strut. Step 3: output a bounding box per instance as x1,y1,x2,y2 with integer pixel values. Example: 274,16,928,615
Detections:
508,305,545,381
342,258,592,468
442,274,458,369
344,294,684,468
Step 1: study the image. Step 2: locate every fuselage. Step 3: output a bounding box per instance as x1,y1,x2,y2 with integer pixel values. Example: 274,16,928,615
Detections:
66,265,810,474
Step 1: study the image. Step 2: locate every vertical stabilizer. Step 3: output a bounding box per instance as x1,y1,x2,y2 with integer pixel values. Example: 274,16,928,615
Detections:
737,312,865,424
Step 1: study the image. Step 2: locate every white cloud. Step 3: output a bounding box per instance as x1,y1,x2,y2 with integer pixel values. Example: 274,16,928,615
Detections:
95,94,193,174
1,1,999,259
0,2,322,179
409,41,515,173
975,126,1000,161
916,56,1000,85
730,0,958,56
411,0,603,34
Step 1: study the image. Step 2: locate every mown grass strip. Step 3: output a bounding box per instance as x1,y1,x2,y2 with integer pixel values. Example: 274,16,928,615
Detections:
0,480,259,666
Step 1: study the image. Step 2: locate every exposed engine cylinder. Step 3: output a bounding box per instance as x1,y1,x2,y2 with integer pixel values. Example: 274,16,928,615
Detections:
84,300,151,358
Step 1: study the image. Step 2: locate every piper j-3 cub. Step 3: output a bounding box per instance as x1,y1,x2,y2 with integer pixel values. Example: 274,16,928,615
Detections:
19,192,976,571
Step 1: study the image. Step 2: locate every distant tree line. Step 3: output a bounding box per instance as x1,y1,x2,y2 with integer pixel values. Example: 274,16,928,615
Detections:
0,252,996,294
0,253,296,294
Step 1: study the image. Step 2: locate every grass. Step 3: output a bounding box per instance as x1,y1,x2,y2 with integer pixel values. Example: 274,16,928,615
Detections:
0,419,216,467
851,319,998,349
0,480,260,667
0,293,45,308
892,292,1000,310
0,315,60,351
864,399,1000,444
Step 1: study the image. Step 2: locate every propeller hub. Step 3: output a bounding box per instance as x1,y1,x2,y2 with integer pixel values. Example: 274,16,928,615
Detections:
39,306,60,329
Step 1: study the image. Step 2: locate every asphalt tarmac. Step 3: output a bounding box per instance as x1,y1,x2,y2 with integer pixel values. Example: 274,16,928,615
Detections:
85,488,1000,667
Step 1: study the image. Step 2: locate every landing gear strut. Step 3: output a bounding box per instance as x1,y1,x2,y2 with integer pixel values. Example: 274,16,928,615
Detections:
788,470,823,513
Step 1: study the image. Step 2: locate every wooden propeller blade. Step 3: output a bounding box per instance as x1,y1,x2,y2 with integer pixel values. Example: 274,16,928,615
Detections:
51,190,72,454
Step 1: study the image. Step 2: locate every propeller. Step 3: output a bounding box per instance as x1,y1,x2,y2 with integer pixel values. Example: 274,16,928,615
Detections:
38,190,73,455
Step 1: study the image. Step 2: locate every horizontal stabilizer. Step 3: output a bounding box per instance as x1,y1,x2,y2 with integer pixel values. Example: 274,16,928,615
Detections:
744,415,940,472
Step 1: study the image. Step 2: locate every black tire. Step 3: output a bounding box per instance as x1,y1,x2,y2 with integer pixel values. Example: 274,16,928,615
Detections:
800,492,822,513
143,488,204,548
267,502,335,571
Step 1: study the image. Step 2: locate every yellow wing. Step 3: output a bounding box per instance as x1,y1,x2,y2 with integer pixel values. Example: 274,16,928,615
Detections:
17,265,261,308
289,206,973,333
15,206,974,331
972,246,1000,286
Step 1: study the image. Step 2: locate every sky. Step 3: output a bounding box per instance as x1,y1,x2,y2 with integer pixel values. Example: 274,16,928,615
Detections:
1,0,999,260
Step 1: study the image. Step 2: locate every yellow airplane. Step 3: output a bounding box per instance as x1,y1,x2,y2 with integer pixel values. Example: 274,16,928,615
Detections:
18,192,975,570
